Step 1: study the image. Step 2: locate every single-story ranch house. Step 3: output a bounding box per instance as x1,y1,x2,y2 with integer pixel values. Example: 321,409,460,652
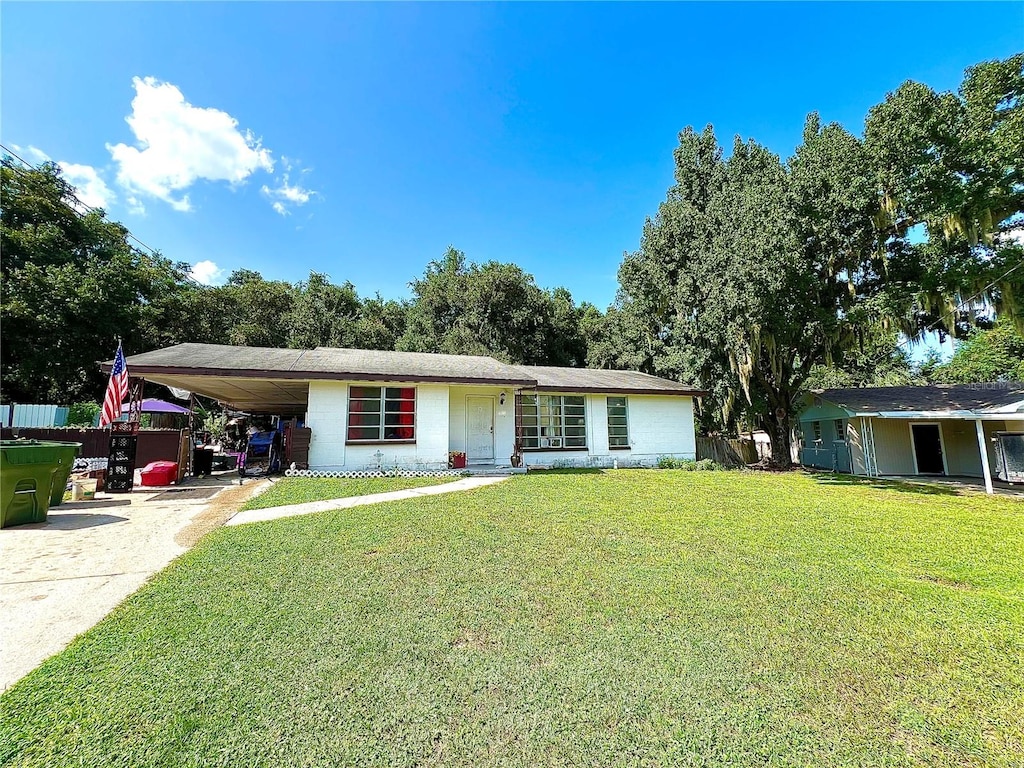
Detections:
116,344,704,471
798,383,1024,494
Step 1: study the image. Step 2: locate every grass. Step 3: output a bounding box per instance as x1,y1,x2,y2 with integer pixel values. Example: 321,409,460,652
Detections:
240,475,454,510
2,470,1022,767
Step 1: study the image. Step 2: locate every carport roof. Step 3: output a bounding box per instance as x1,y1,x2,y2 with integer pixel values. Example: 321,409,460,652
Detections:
811,382,1024,417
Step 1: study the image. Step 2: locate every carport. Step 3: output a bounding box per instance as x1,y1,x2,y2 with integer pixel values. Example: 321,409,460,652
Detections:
798,383,1024,494
111,344,314,414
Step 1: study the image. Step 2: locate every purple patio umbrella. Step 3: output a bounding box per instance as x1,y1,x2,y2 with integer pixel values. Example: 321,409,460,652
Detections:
121,398,192,415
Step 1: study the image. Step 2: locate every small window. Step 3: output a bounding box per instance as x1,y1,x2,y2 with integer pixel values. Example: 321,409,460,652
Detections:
834,419,845,441
347,386,415,442
812,421,822,442
607,396,629,448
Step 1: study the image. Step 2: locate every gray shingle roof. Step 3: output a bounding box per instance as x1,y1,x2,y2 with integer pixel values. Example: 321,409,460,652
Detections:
118,343,703,395
514,365,704,395
815,383,1024,414
122,343,536,385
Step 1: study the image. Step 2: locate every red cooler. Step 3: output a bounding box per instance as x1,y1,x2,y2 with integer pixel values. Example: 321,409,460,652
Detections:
140,461,179,487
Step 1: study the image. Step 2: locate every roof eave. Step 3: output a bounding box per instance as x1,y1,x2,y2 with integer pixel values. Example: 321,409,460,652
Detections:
528,385,706,397
106,363,537,388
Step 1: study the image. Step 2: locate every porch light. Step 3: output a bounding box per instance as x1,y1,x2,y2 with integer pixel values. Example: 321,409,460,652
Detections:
499,391,506,406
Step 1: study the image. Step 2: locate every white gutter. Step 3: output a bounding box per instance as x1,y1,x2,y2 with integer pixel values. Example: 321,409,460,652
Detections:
872,410,1023,420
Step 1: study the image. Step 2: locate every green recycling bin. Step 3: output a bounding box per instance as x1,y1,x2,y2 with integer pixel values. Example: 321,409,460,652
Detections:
1,440,82,528
46,442,83,507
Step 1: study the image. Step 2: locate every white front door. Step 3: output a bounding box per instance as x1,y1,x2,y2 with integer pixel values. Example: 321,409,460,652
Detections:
466,396,494,463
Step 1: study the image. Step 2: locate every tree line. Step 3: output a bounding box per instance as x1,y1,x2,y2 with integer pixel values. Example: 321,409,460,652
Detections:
2,54,1022,464
0,167,597,405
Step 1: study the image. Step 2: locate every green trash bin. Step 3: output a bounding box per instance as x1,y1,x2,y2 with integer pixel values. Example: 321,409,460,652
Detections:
47,442,83,507
1,440,82,528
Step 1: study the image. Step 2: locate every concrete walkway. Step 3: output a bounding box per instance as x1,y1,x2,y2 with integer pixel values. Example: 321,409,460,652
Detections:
227,476,509,526
885,474,1024,498
0,475,264,692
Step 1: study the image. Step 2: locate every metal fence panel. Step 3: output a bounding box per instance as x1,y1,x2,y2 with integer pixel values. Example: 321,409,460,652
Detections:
11,404,60,427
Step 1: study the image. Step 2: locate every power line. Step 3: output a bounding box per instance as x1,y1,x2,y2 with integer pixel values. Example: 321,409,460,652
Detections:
0,142,164,260
842,250,1024,382
897,254,1024,353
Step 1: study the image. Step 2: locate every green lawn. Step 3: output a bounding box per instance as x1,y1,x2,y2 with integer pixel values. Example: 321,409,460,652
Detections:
2,471,1022,767
241,475,454,510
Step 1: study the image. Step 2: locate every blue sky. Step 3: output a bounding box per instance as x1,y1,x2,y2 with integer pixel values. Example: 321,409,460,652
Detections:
3,2,1022,358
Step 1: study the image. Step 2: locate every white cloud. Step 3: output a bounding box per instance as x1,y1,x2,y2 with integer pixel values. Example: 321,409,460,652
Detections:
189,260,226,285
107,76,274,211
57,162,116,209
261,172,315,215
26,146,51,164
9,145,116,212
9,144,51,164
125,195,146,215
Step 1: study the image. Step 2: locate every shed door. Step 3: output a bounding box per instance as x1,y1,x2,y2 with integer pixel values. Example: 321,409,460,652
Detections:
466,397,494,462
911,424,945,475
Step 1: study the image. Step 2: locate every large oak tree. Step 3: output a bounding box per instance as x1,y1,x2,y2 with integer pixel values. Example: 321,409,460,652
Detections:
1,159,186,402
612,54,1023,465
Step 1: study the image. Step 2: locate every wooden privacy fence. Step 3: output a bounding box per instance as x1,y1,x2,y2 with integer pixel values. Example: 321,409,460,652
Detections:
696,436,758,467
0,427,188,467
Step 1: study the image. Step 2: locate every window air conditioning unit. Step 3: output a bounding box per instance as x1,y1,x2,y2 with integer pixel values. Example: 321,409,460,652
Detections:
542,437,562,448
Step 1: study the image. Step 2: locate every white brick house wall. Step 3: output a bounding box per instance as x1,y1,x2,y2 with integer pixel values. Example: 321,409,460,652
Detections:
306,381,450,471
304,384,696,471
522,394,696,468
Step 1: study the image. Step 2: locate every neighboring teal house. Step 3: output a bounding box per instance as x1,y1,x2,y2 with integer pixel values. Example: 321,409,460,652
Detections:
797,383,1024,494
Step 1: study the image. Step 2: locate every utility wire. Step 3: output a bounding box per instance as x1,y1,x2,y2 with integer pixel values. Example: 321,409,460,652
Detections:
891,253,1024,358
1,142,164,261
821,248,1024,392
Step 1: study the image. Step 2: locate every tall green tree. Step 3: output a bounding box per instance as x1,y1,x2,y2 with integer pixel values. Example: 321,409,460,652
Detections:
1,159,187,402
353,294,409,351
616,118,884,463
804,333,918,390
286,272,361,349
929,319,1024,383
866,54,1024,337
613,55,1023,464
154,269,297,349
398,247,588,366
615,126,740,432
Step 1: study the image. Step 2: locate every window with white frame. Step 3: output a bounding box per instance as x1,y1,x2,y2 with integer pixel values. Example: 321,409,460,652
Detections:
812,421,822,442
607,396,629,448
346,386,416,442
521,394,586,449
834,419,846,441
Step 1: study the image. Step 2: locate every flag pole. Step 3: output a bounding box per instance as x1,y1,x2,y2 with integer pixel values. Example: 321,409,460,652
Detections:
103,341,143,493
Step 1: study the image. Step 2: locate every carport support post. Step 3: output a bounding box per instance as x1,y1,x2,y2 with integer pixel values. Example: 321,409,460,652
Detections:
975,419,994,495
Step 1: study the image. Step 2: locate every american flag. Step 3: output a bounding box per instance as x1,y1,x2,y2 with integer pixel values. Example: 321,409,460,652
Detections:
100,343,129,428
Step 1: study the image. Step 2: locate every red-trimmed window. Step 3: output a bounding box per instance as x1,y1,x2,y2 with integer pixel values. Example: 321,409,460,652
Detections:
347,386,415,442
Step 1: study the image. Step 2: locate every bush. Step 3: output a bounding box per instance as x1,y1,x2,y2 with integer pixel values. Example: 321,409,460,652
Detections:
695,458,722,471
657,456,724,471
657,456,695,470
67,402,100,427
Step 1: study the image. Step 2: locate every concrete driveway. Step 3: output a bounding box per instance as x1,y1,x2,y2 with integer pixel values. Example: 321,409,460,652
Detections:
0,474,261,691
